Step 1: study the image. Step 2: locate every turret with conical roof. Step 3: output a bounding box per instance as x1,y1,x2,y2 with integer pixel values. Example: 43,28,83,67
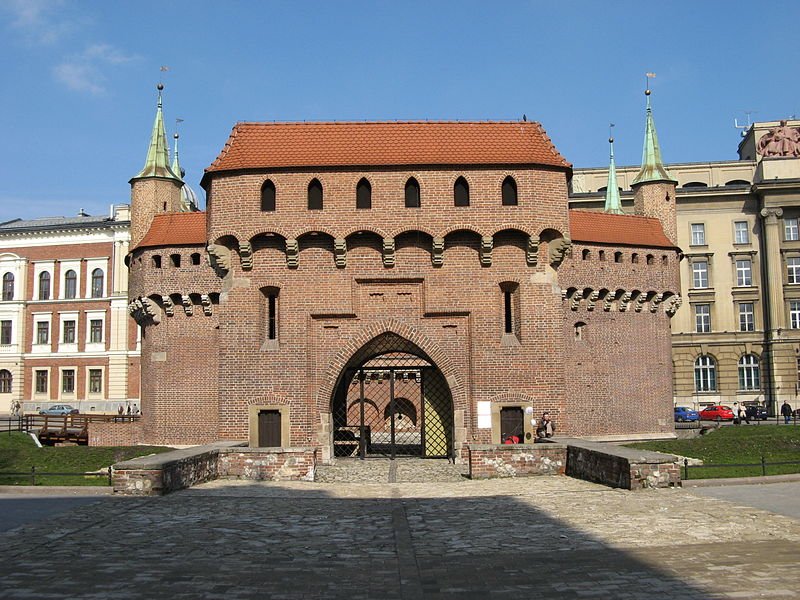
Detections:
171,131,200,212
604,136,624,215
631,88,678,245
129,84,184,248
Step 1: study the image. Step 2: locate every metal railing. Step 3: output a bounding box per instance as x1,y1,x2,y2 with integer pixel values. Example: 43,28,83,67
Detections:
0,466,113,486
683,457,800,480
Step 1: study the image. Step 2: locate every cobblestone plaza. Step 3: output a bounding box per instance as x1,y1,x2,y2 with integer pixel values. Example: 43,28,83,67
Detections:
2,474,799,599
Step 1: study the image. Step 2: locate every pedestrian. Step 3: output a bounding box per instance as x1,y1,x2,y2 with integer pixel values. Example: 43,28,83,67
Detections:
780,400,793,425
739,404,750,425
117,404,124,416
126,404,131,416
732,402,740,425
133,404,140,416
536,412,555,439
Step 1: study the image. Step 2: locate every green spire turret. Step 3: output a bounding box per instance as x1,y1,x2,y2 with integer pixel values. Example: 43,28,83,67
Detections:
171,132,184,182
631,89,677,186
133,84,181,181
604,136,624,214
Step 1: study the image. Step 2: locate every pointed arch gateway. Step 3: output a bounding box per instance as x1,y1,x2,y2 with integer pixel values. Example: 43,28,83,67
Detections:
329,330,456,459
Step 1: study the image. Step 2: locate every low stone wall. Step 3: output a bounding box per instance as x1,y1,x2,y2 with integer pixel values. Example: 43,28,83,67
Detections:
562,438,680,490
218,447,316,482
89,420,144,447
113,443,317,496
467,444,567,479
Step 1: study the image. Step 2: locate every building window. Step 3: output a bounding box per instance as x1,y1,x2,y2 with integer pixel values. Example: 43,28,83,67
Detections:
268,294,278,341
36,321,49,345
89,369,102,394
690,223,706,246
692,261,709,289
631,253,639,264
785,217,799,241
0,369,11,393
63,320,76,344
38,272,51,300
356,178,372,209
91,268,104,298
738,354,760,391
736,259,752,287
738,302,755,332
614,251,622,263
574,321,586,341
501,176,517,206
694,355,717,392
791,301,800,329
308,178,323,210
788,257,800,284
454,176,469,207
581,249,590,260
500,282,520,338
734,221,749,244
694,304,711,333
170,254,181,268
191,253,201,266
2,272,14,301
0,320,10,345
598,251,605,261
152,255,162,269
89,319,103,344
35,370,48,394
404,177,420,208
260,179,276,212
62,369,75,394
64,270,77,299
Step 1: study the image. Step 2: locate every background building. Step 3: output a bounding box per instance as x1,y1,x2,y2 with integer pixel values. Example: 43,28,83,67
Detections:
0,205,140,414
571,119,800,414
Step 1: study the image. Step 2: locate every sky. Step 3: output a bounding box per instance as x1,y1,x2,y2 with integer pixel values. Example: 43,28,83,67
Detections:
1,0,800,223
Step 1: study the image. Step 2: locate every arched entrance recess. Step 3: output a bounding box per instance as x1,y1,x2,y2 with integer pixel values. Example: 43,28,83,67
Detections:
331,332,455,459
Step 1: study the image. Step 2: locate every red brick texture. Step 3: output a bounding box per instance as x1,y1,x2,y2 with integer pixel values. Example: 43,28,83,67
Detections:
467,444,567,479
89,420,143,446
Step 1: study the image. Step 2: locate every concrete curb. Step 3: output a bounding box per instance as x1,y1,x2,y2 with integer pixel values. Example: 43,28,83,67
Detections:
682,473,800,488
0,486,113,496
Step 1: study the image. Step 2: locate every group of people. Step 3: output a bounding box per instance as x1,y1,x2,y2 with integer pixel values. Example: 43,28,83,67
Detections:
731,402,750,425
117,404,140,416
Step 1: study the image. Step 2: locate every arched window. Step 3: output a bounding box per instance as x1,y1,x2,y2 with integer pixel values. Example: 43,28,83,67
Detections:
171,254,181,268
0,369,11,393
2,273,13,301
64,270,77,299
308,178,323,210
646,254,655,265
404,177,420,208
454,176,469,207
694,355,717,392
631,253,639,264
91,268,104,298
738,354,760,391
502,176,518,206
614,251,622,263
582,249,590,260
260,179,276,212
574,322,586,341
152,255,162,269
356,178,372,209
38,272,51,300
598,251,606,261
191,253,201,266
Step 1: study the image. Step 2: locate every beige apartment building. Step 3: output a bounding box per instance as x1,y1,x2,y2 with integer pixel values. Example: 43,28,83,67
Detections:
571,119,800,414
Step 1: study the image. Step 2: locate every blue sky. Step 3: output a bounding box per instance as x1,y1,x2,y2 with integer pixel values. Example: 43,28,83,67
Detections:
1,1,799,222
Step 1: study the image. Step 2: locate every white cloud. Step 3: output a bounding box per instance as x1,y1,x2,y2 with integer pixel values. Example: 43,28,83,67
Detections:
3,0,71,45
53,44,140,96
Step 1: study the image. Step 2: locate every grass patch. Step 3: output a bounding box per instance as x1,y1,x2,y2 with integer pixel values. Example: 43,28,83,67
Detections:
0,432,173,486
626,426,800,479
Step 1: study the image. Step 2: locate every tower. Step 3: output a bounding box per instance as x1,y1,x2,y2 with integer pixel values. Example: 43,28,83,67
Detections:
129,84,183,248
603,135,624,215
631,88,678,244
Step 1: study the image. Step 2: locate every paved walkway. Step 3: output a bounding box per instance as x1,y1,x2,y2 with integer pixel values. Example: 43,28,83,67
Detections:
2,476,800,599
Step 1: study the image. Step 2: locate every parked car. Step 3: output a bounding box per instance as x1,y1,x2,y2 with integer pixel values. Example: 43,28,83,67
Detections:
745,405,768,421
674,406,700,422
698,405,735,421
38,404,79,416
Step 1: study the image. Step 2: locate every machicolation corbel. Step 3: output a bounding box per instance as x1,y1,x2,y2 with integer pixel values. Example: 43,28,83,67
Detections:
480,236,493,267
432,237,445,267
334,238,347,268
650,293,664,313
549,236,571,268
586,290,600,311
207,244,231,278
382,238,395,268
127,297,161,325
526,237,539,266
161,295,174,317
286,239,299,268
181,294,193,316
665,295,682,317
239,241,253,271
201,294,213,316
570,290,583,311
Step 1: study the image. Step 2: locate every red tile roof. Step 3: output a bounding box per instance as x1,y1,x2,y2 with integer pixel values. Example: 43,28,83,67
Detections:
569,210,676,249
135,212,207,250
204,121,570,175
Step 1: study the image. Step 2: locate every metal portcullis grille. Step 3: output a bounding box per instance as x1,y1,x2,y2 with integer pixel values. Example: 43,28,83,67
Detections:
332,353,454,460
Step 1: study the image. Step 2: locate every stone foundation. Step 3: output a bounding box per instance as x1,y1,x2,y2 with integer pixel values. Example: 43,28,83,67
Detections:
467,444,567,479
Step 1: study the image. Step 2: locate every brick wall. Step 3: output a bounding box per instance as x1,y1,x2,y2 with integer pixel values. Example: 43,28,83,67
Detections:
218,447,317,481
467,443,567,479
89,420,143,446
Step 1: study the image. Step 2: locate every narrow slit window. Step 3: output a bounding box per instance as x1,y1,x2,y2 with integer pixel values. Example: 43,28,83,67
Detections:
454,176,469,206
308,179,323,210
502,176,518,206
261,180,276,212
504,290,513,334
356,178,372,209
268,294,277,340
405,178,420,208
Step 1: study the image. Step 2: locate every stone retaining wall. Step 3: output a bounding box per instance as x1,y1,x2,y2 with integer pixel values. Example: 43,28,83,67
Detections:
467,444,567,479
563,439,680,489
113,443,317,495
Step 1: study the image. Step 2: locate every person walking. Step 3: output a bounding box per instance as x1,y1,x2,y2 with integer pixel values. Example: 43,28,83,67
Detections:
780,400,793,425
739,404,750,425
732,402,741,425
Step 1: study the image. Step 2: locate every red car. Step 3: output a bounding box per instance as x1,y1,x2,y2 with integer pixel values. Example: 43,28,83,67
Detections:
699,405,735,421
